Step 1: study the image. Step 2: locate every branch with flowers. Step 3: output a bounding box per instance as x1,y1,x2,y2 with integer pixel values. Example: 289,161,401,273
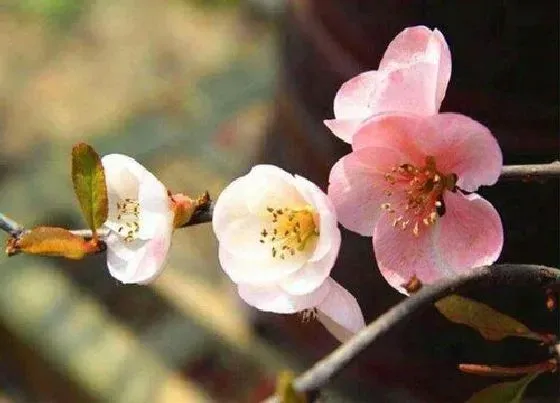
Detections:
1,26,559,402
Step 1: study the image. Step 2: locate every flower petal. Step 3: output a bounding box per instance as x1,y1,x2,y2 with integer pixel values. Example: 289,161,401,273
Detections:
316,278,365,342
137,171,172,240
373,213,449,294
279,229,341,295
415,113,502,191
244,165,305,214
368,63,440,117
323,118,364,143
292,175,338,263
328,147,407,236
379,26,451,112
106,212,173,284
237,279,331,314
218,245,306,286
212,176,252,236
351,113,425,165
333,70,380,120
435,192,503,272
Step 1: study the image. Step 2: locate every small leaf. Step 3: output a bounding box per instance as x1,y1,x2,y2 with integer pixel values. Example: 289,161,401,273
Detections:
465,372,540,403
14,227,93,259
275,371,306,403
71,143,108,234
435,295,535,341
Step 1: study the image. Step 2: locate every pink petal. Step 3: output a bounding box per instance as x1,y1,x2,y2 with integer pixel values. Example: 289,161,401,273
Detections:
333,70,380,120
351,113,424,165
416,113,502,191
323,118,363,144
237,279,331,314
373,213,448,294
316,278,365,342
379,26,451,113
328,146,408,236
279,229,341,295
435,192,503,272
368,63,440,117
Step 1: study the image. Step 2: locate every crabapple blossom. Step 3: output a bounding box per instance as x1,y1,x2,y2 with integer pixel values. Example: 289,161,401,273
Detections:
212,164,365,341
328,113,503,294
324,25,451,143
101,154,174,284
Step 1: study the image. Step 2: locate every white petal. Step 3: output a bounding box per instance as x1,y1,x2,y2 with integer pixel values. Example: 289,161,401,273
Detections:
212,175,252,236
218,245,306,286
137,170,172,239
105,211,173,284
292,175,339,263
101,154,145,200
244,165,305,214
237,280,331,314
280,228,341,295
316,278,365,342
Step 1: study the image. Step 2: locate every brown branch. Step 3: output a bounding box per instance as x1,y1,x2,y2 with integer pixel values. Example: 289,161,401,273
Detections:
499,161,560,181
1,161,558,239
263,264,560,402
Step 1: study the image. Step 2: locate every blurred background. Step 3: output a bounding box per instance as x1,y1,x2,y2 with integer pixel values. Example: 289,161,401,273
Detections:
0,1,558,402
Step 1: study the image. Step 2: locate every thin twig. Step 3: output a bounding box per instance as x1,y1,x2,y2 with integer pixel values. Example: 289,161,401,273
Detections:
0,213,24,237
263,264,560,402
1,161,559,238
0,202,216,241
500,161,560,181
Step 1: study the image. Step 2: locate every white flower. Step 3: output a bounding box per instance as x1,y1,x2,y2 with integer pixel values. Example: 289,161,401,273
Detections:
101,154,174,284
212,164,365,341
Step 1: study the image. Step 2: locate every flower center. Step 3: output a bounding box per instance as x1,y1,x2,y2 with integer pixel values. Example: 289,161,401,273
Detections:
259,205,319,259
116,198,140,242
381,156,457,237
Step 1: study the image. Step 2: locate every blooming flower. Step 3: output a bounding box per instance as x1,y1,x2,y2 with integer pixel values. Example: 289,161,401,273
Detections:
328,113,503,293
324,26,451,143
101,154,174,284
212,164,364,341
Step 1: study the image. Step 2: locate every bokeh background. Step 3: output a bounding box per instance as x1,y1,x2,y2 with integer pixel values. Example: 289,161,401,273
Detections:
0,1,558,402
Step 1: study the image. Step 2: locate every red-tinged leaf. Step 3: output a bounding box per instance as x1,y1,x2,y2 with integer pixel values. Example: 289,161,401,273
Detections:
71,143,108,234
275,371,306,403
12,227,94,259
465,372,540,403
435,295,537,342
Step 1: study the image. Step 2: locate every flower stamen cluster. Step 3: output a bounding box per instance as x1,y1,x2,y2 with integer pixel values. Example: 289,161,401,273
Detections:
260,205,318,259
116,198,140,242
381,156,458,237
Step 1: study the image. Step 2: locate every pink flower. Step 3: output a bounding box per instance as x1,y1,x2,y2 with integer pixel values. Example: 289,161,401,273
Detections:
324,26,451,143
328,113,503,293
212,165,365,341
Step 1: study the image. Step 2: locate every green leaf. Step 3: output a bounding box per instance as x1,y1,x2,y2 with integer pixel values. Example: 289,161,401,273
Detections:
465,372,540,403
71,143,108,234
275,371,306,403
435,295,535,341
